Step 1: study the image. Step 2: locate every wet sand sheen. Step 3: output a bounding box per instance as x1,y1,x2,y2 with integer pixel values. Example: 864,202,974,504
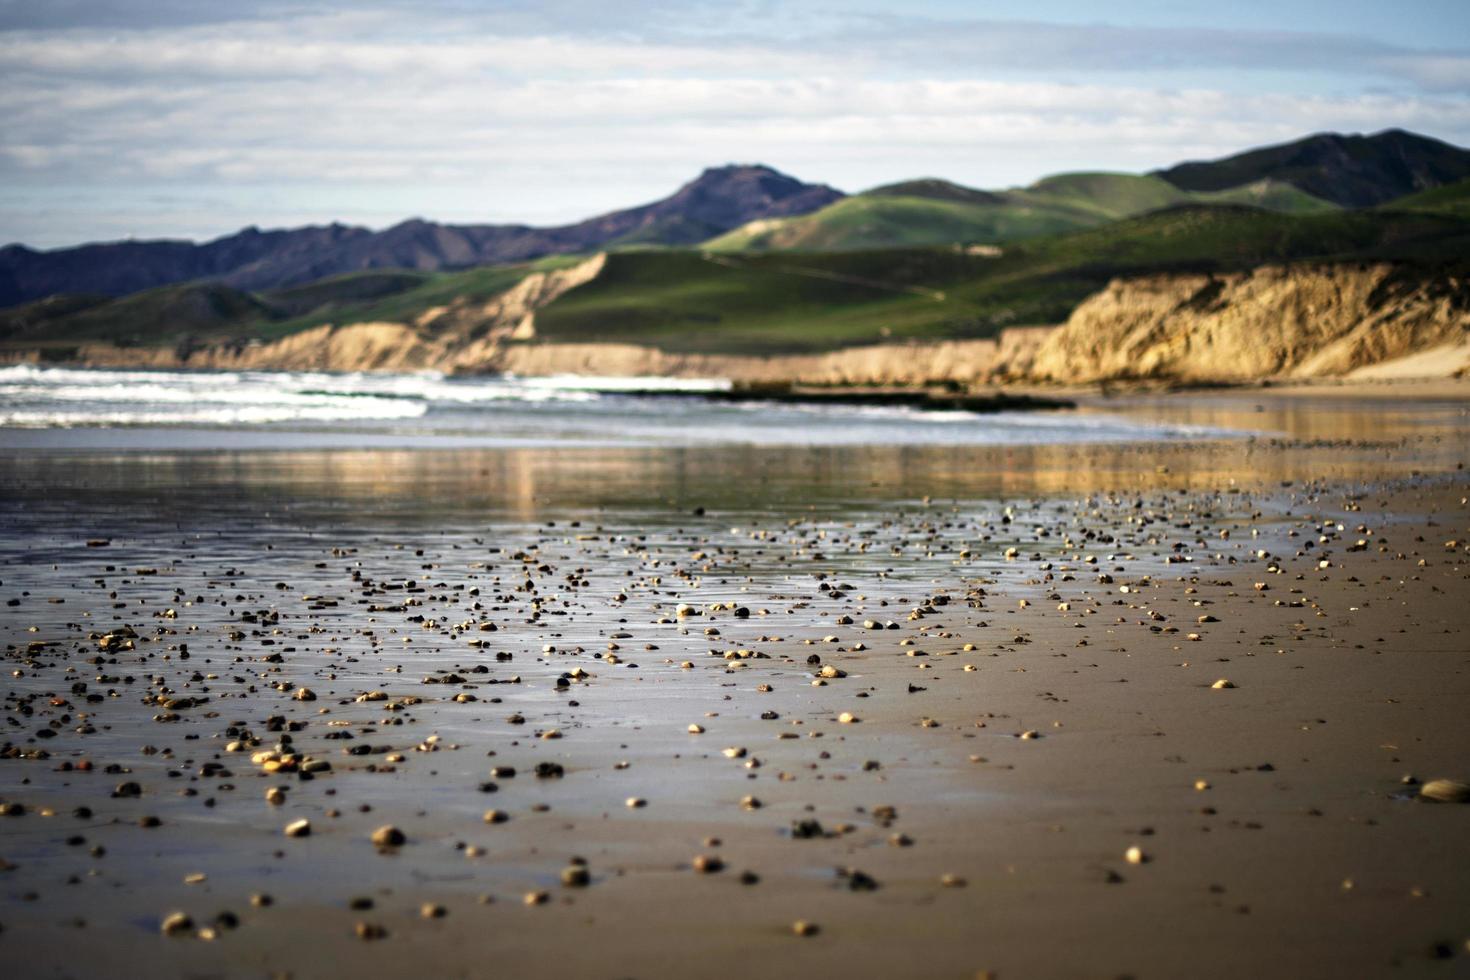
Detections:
2,394,1469,979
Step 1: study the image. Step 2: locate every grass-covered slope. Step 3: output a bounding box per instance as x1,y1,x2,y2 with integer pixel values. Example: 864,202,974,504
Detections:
1384,177,1470,218
8,282,277,347
702,194,1092,252
531,205,1470,355
1155,129,1470,207
1,261,553,352
7,204,1466,359
705,172,1339,254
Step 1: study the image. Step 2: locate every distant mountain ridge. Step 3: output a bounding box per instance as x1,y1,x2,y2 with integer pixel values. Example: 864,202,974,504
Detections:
0,165,843,307
1154,129,1470,207
3,128,1468,308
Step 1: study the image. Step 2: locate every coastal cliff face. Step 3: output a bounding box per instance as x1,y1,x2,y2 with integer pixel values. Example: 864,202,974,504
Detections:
1028,263,1470,383
7,261,1466,385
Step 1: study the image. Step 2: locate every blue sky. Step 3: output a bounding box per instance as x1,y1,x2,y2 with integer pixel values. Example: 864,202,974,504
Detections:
1,0,1467,247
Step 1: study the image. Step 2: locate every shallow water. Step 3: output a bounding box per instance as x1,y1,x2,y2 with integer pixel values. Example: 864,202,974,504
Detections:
2,388,1469,979
0,364,1237,448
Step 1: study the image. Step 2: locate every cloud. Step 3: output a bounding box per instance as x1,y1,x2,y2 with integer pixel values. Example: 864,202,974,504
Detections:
0,4,1467,247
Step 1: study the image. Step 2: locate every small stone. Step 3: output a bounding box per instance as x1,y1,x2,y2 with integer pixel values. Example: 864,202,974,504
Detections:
1211,679,1236,690
524,890,549,906
160,911,193,936
371,825,406,847
284,818,311,838
293,688,317,701
692,854,725,873
420,903,446,919
354,922,387,940
1419,779,1470,803
792,920,820,937
940,873,967,887
483,809,508,824
1125,846,1147,864
687,724,705,734
561,865,591,887
626,797,647,809
838,712,859,724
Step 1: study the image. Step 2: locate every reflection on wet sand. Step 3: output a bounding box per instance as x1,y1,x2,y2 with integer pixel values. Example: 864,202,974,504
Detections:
1,394,1469,980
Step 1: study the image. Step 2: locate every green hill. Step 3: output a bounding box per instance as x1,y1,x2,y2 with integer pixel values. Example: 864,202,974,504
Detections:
702,194,1092,252
0,293,110,342
705,172,1339,254
530,205,1469,355
253,262,550,339
15,282,277,347
865,179,1005,206
262,270,432,318
1155,129,1470,207
1383,177,1470,218
9,205,1466,359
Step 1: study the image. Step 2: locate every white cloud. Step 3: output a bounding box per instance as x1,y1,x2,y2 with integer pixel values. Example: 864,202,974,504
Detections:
1,7,1467,247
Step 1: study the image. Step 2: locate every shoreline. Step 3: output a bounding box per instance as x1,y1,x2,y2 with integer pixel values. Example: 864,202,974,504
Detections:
2,394,1468,980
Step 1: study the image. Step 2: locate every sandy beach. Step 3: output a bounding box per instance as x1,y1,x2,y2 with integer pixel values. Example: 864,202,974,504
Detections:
2,389,1469,979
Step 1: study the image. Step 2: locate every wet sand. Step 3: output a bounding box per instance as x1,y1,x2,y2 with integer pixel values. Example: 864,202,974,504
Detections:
2,392,1469,979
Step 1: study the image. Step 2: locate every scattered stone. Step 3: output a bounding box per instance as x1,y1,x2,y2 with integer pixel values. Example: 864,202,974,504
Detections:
371,825,406,847
160,912,193,936
1419,779,1470,803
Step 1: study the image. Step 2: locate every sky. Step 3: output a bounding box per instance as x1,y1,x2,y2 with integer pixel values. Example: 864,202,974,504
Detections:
2,0,1468,248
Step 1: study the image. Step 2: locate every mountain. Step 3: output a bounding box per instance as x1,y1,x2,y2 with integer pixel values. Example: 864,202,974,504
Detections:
0,224,372,311
11,202,1466,362
5,129,1467,308
703,171,1335,252
1154,129,1470,208
0,165,843,307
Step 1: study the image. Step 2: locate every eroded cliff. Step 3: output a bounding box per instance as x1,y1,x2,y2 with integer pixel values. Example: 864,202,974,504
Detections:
1027,263,1470,383
8,260,1467,387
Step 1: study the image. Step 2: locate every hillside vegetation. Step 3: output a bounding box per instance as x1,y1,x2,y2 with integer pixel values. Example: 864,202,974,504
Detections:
1385,177,1470,218
705,173,1337,253
6,201,1467,361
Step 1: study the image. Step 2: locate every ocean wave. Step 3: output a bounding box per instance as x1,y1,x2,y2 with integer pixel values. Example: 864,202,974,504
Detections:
0,400,428,428
0,365,1247,444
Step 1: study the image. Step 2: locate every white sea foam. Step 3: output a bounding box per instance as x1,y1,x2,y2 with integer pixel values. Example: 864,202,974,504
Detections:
0,365,1243,445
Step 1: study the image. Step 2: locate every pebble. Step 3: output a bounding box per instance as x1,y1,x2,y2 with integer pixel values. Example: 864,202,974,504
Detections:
692,854,725,873
1419,779,1470,803
792,920,820,937
371,825,406,847
160,911,193,936
284,818,311,838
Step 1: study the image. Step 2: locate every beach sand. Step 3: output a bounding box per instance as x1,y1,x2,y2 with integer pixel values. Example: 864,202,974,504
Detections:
1,390,1468,979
